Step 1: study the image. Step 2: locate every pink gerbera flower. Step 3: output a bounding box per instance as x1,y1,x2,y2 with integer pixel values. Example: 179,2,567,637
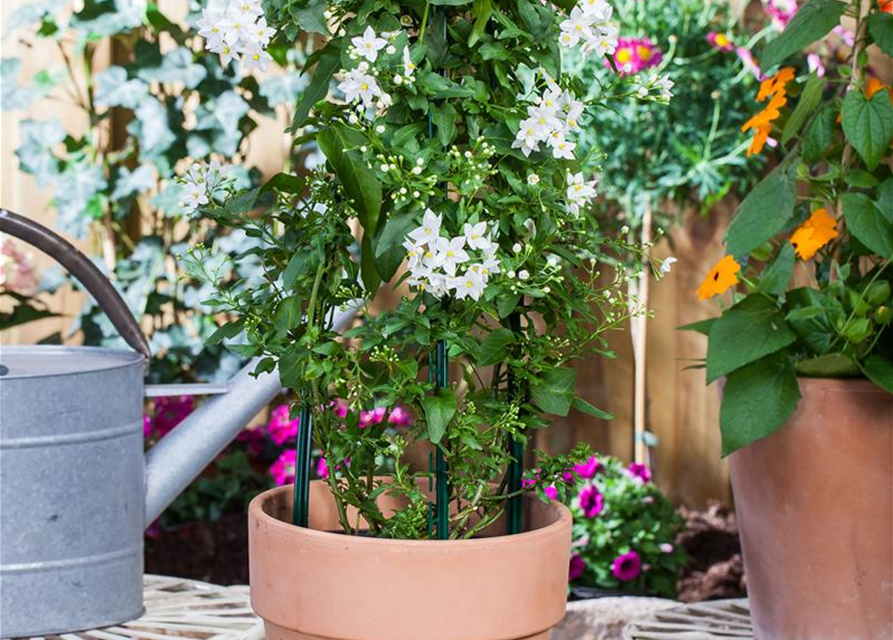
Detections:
578,485,604,518
569,554,585,581
573,455,600,479
608,37,662,75
612,550,642,581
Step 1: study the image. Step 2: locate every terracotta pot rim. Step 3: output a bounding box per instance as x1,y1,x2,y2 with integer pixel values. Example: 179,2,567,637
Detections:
795,376,886,387
249,482,573,549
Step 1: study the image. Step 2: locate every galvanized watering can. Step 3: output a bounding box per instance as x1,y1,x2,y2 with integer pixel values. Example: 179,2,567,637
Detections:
0,209,348,637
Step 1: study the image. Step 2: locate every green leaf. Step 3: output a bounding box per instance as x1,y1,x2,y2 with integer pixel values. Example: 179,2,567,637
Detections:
262,172,305,194
841,192,893,258
720,353,801,455
428,0,473,4
878,178,893,223
795,353,859,377
430,102,458,147
468,0,493,46
725,164,797,259
497,293,520,318
571,397,613,420
785,287,845,354
317,125,382,236
283,251,310,289
360,233,382,293
841,88,893,171
782,73,825,144
292,42,340,130
678,318,717,335
803,106,837,162
421,388,458,445
861,354,893,393
374,212,415,258
207,321,242,345
867,11,893,58
759,243,795,296
478,328,515,366
706,296,797,383
531,367,576,417
760,0,847,70
290,0,329,34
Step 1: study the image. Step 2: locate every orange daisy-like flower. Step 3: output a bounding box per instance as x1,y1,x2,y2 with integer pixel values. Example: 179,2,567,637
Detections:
742,67,796,157
697,255,742,301
880,0,892,14
866,77,893,104
790,208,839,260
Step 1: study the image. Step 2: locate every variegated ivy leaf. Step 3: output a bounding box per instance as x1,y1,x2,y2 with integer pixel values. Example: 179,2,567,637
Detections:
55,163,107,237
128,97,175,159
16,119,66,187
70,0,146,38
136,47,207,90
1,59,33,110
111,164,155,202
259,70,309,107
213,90,251,135
4,0,67,36
95,66,149,109
150,182,186,218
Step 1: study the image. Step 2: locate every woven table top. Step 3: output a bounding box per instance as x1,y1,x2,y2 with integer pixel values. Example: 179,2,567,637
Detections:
623,599,754,639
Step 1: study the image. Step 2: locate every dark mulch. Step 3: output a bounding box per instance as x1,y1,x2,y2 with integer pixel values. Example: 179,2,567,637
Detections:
144,511,250,585
676,501,746,602
144,502,748,600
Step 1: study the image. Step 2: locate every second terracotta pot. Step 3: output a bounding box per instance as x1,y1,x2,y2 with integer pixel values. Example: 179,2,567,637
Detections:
730,377,893,640
249,481,573,640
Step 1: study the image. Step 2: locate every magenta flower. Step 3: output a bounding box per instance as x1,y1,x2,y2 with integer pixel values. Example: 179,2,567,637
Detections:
561,470,575,483
573,455,600,479
143,415,154,439
766,0,799,30
807,53,825,78
706,31,734,52
612,550,642,581
736,47,760,79
627,462,652,483
269,449,296,486
359,406,387,428
568,554,585,581
331,399,349,419
544,485,559,501
578,485,604,518
607,37,662,75
316,456,329,478
387,405,413,427
152,396,194,438
266,404,300,445
236,425,267,455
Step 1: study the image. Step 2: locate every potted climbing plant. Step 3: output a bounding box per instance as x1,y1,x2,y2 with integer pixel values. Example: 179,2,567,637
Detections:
687,0,892,638
183,0,671,637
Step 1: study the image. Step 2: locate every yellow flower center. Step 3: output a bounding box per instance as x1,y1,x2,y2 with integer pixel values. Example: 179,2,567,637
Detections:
637,46,652,62
616,49,632,63
715,34,730,47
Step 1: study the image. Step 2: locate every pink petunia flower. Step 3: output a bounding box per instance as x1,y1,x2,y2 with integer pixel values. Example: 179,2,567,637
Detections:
706,31,735,52
152,396,195,438
544,485,559,501
359,406,387,428
266,404,300,445
612,550,642,581
561,470,576,483
236,424,267,455
331,399,349,419
269,449,296,486
627,462,652,483
143,415,154,439
578,485,604,518
316,456,329,478
573,455,600,479
569,554,585,581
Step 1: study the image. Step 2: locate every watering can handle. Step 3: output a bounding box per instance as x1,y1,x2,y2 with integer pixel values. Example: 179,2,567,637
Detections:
0,208,151,359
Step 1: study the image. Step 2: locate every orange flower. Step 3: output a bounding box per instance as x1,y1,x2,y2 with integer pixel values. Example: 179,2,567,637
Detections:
866,77,893,104
697,255,742,300
881,0,892,14
742,66,795,156
790,208,839,260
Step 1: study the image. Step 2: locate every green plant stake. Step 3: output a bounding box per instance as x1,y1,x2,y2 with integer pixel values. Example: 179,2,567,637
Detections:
292,404,313,527
434,337,449,539
505,313,524,535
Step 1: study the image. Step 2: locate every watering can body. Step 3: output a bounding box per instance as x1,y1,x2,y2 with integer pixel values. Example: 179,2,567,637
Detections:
0,209,336,637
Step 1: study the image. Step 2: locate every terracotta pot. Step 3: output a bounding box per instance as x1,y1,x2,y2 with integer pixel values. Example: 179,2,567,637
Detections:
249,481,572,640
729,378,893,640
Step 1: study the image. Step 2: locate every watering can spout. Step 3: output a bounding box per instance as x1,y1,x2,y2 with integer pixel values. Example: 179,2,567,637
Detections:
143,358,282,526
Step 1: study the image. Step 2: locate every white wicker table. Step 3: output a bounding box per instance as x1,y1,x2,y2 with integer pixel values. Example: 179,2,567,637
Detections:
10,575,261,640
623,599,754,639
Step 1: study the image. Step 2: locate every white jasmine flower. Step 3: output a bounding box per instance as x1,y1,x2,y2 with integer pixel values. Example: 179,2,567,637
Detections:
463,221,491,250
659,257,677,275
518,269,530,281
513,119,543,156
403,46,417,77
181,182,209,211
512,243,522,254
527,173,540,185
386,45,396,55
208,40,240,66
656,73,675,102
452,269,486,301
479,248,501,278
548,133,576,160
352,26,388,63
547,254,560,268
197,9,231,47
338,68,384,108
241,45,272,73
559,7,593,47
408,208,442,244
432,236,470,276
231,0,264,19
248,17,275,48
